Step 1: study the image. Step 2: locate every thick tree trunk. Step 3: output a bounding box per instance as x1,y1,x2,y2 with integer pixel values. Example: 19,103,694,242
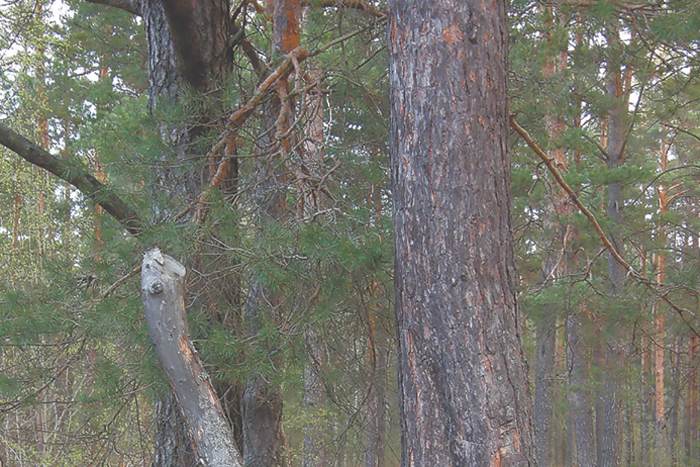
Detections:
240,0,302,464
388,0,536,465
141,248,243,467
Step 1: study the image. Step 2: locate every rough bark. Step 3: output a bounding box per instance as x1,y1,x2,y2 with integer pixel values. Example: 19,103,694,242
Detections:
152,393,199,467
687,335,699,463
535,320,555,467
241,376,285,467
239,0,303,464
141,248,243,467
670,339,680,465
158,0,231,90
388,0,536,465
535,10,569,464
303,328,326,467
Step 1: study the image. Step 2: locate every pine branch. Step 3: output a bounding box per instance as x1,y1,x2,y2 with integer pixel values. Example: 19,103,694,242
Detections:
0,122,143,236
509,115,700,338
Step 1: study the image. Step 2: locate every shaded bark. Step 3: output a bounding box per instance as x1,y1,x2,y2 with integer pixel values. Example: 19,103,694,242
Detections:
687,335,699,464
388,0,535,465
158,0,231,91
535,321,555,467
152,394,198,467
303,329,327,467
239,0,303,465
536,12,569,464
670,338,680,466
141,248,243,467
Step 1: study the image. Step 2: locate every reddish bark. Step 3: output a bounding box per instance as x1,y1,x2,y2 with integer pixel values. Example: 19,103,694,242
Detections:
388,0,535,465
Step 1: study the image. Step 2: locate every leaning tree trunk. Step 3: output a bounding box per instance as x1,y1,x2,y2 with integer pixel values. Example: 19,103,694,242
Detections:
388,0,536,465
141,248,243,467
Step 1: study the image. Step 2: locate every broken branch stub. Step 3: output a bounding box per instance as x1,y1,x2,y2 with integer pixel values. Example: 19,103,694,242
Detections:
141,247,243,467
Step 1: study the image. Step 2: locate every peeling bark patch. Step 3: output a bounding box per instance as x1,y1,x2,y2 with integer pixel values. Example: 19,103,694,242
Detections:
180,336,192,363
442,23,463,45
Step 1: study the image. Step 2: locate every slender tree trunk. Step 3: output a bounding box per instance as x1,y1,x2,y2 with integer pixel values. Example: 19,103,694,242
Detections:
642,324,651,466
535,319,555,467
536,15,570,461
567,313,596,467
388,0,536,465
687,335,699,464
299,69,327,467
365,279,386,467
303,328,326,467
601,20,627,467
670,338,681,466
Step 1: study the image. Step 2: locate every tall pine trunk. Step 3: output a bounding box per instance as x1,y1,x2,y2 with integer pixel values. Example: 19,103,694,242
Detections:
601,19,627,467
388,0,536,465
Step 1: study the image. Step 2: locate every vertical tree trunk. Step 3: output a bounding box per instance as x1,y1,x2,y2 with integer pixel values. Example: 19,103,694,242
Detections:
241,0,302,464
567,313,596,467
298,69,328,467
535,310,554,467
303,328,327,467
365,279,386,467
601,20,627,467
536,13,569,458
670,338,681,466
687,335,699,464
642,324,651,466
143,2,202,464
388,0,536,465
152,394,198,467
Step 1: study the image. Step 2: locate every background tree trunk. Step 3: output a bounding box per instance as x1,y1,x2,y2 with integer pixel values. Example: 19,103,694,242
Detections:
601,20,627,467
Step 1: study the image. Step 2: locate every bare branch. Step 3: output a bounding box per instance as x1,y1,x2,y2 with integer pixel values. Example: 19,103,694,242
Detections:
0,122,143,236
84,0,142,15
312,0,387,16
